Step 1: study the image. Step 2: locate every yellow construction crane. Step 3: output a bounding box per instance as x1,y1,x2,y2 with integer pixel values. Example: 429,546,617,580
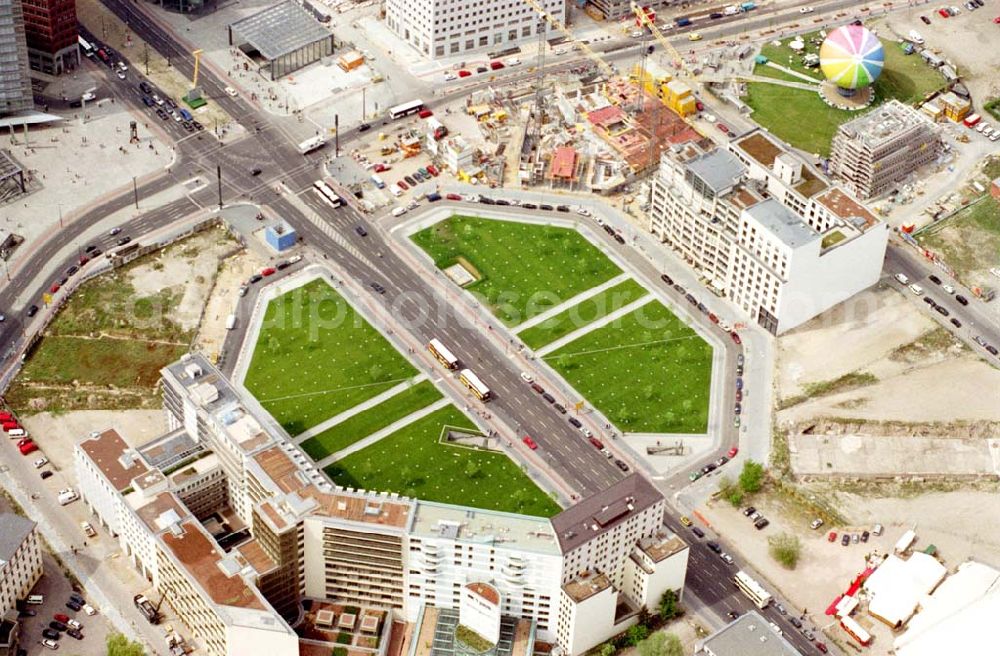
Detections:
192,49,204,88
630,3,699,82
518,0,617,81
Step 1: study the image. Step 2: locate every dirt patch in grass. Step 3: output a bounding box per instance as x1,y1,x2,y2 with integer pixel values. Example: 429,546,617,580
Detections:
917,196,1000,289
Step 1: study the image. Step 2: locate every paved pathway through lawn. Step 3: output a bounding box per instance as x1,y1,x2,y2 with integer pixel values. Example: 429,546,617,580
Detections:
535,295,656,357
513,272,632,333
292,374,428,444
313,397,452,468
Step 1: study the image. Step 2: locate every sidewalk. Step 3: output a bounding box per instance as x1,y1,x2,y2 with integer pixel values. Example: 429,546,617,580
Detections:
534,294,655,357
314,397,450,467
293,375,427,443
514,272,631,334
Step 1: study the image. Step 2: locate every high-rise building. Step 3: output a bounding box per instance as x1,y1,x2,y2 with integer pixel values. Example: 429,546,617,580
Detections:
0,514,44,616
649,130,888,334
830,100,941,200
22,0,77,74
0,0,35,113
76,353,689,656
384,0,565,60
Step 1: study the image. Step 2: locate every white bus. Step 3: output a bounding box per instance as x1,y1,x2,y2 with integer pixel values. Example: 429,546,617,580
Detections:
298,135,327,155
313,180,342,208
427,339,459,370
388,99,425,120
78,35,94,57
733,571,772,609
459,368,492,401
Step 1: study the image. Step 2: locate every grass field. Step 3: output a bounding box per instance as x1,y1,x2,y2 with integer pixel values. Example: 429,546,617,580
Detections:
917,196,1000,285
243,279,417,436
518,279,649,350
748,31,945,156
300,380,442,460
546,301,713,434
325,405,561,516
411,215,622,326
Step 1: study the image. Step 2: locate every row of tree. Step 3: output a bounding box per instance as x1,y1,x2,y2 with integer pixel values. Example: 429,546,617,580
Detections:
593,589,684,656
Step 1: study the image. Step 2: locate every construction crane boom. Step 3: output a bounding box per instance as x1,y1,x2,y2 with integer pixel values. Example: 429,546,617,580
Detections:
630,2,699,82
518,0,616,80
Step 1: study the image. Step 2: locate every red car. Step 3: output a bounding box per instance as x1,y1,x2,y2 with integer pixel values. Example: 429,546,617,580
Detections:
716,122,730,134
708,313,719,324
489,61,505,70
730,331,742,345
727,446,739,459
78,255,90,266
457,70,471,78
261,267,276,277
446,193,462,201
828,531,838,542
0,412,11,422
589,437,604,449
418,109,433,119
53,614,70,624
816,644,828,654
994,15,1000,23
2,421,17,431
427,165,439,176
398,180,409,190
49,282,60,294
374,163,389,173
18,440,37,455
523,436,538,450
937,8,949,17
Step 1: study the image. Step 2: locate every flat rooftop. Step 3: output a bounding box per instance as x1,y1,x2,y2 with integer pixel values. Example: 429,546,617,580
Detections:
551,473,663,553
302,487,412,530
134,491,188,531
686,149,745,194
745,198,817,249
0,514,35,564
563,571,612,604
78,428,150,492
409,501,559,555
161,519,266,611
229,0,332,61
816,187,879,232
700,611,803,656
254,446,310,494
637,532,687,563
837,100,932,148
236,538,279,576
735,131,783,168
138,427,204,472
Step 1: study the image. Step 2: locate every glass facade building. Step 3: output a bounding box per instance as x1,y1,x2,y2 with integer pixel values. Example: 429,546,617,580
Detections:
0,0,34,113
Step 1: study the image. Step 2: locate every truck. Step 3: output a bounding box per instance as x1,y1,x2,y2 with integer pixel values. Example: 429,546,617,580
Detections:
723,5,740,15
297,135,327,155
370,174,386,189
675,17,692,27
426,116,448,141
134,595,161,624
225,314,237,330
740,1,757,10
963,113,981,128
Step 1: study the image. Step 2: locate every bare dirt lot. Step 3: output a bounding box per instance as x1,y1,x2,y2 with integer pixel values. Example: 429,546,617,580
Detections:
193,247,268,359
22,409,166,472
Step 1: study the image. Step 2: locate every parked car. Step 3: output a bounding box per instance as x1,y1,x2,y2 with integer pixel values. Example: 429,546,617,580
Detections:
743,506,756,517
841,534,850,546
522,435,538,450
691,527,705,538
810,518,824,530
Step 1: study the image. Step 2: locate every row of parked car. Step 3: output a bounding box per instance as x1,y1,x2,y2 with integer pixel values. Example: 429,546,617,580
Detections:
37,592,94,649
136,81,204,133
742,505,770,530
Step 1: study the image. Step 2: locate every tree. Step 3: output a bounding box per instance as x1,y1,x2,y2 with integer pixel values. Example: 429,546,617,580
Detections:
637,632,683,656
658,589,681,621
738,460,766,494
768,532,802,569
624,623,649,646
717,476,744,507
464,461,481,479
597,643,616,656
107,632,145,656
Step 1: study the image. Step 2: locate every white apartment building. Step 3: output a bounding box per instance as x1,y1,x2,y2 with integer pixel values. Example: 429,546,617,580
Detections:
0,514,43,616
385,0,566,60
77,353,688,656
649,129,889,334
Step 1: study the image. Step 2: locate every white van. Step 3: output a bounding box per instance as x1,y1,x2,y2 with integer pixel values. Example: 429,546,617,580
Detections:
391,206,408,217
7,428,25,438
225,314,237,330
26,595,44,605
894,273,910,285
58,490,78,506
389,184,403,197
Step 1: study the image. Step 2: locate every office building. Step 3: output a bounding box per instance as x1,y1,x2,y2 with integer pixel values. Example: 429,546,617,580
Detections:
385,0,566,60
22,0,78,74
76,353,688,656
0,514,43,616
830,100,941,199
649,129,888,334
0,0,34,113
697,611,802,655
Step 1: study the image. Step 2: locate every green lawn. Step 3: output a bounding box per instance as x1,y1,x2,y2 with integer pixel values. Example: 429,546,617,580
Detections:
518,279,649,350
244,279,417,436
546,301,713,434
411,215,622,326
748,31,945,156
300,380,443,460
325,405,561,516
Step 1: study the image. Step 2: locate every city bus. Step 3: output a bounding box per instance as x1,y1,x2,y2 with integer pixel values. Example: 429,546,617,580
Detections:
839,616,871,646
733,571,772,609
459,368,492,402
427,339,459,370
78,36,94,58
388,99,425,120
312,180,342,208
298,135,327,155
